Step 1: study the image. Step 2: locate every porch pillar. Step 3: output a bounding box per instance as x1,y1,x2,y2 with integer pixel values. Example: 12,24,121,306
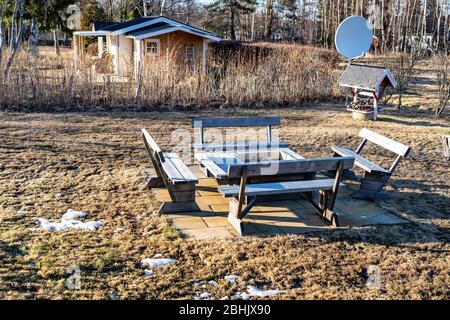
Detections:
98,36,103,57
202,39,208,73
134,39,142,80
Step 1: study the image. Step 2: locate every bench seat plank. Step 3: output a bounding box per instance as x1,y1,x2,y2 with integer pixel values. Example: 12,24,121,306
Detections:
218,179,341,198
194,141,289,152
194,152,239,179
162,153,198,185
332,147,389,174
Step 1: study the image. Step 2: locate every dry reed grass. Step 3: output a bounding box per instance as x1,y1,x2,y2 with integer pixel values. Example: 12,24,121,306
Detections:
0,44,338,111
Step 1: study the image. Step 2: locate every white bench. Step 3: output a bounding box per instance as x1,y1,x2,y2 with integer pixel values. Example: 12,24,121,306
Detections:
141,129,199,214
332,128,411,200
218,156,355,235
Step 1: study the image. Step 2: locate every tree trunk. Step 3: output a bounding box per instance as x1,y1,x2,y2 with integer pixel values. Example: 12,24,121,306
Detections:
29,19,39,56
4,0,24,77
53,28,60,55
265,0,274,40
230,8,236,41
0,0,9,65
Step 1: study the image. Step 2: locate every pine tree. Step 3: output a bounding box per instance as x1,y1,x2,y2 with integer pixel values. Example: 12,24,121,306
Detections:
204,0,257,40
80,0,105,30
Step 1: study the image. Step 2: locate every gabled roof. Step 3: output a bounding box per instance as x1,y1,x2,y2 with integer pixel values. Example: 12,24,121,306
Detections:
88,16,220,41
339,64,397,90
98,17,158,32
93,22,116,31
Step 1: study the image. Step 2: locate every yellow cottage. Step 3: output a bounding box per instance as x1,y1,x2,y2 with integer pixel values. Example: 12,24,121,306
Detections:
73,16,221,78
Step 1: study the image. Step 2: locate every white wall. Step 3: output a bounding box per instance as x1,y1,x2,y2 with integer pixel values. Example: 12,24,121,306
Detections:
118,35,134,77
107,35,119,75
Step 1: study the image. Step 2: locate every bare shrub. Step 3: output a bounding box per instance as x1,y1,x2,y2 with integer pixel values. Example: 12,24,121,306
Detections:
381,51,422,108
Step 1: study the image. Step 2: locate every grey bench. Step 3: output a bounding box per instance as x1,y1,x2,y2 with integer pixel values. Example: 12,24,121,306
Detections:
191,116,289,152
217,156,355,235
332,128,411,200
141,129,199,214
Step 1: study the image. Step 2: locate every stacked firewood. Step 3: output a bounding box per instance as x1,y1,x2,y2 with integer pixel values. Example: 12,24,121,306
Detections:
348,99,374,112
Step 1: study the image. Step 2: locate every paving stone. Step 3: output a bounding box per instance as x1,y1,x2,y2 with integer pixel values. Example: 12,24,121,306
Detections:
197,189,220,197
197,178,219,187
254,200,309,212
249,210,300,224
210,204,229,216
202,216,229,228
336,198,388,214
171,217,208,230
182,227,234,240
367,213,407,225
250,222,285,236
196,195,229,206
167,211,214,219
275,222,330,235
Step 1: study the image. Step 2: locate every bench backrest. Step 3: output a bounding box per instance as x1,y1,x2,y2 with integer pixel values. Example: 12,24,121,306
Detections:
142,129,165,162
192,117,281,144
227,156,355,178
359,128,411,157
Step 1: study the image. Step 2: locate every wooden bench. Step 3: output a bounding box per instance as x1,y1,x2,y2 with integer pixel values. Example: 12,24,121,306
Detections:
217,156,355,235
332,128,411,200
141,129,199,214
191,117,289,152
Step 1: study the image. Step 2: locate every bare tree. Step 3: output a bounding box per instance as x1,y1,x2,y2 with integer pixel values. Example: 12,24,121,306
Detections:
0,0,10,65
4,0,25,77
434,53,450,116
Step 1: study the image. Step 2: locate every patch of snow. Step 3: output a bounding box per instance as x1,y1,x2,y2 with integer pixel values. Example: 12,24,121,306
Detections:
246,285,279,298
220,296,229,300
55,193,62,198
141,258,176,268
153,253,163,258
229,286,279,300
62,209,88,220
208,280,218,286
144,269,154,277
224,275,239,284
240,292,251,300
194,292,211,300
114,227,126,233
37,218,103,232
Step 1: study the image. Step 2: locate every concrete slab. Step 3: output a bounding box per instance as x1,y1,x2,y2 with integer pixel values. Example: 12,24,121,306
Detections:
196,195,229,206
202,216,230,228
182,227,234,240
167,211,215,219
171,217,208,230
209,204,229,216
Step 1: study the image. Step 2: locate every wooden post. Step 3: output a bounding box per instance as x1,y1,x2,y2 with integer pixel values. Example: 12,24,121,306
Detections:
373,92,378,120
237,167,248,214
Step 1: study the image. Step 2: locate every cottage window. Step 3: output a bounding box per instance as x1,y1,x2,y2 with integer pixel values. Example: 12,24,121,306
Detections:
185,44,195,70
145,39,160,57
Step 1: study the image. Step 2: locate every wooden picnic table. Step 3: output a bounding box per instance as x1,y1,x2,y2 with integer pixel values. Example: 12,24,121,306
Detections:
195,147,306,182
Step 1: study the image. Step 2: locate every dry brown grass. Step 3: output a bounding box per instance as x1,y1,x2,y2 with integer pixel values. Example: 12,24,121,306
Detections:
0,102,448,300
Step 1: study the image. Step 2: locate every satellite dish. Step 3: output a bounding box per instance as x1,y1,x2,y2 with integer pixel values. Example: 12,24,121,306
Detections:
335,16,373,61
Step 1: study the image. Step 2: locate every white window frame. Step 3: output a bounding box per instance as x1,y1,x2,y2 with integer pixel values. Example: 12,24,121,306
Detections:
145,39,160,57
185,44,195,70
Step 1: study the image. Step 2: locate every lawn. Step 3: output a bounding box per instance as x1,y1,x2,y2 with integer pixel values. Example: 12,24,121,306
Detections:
0,99,448,299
